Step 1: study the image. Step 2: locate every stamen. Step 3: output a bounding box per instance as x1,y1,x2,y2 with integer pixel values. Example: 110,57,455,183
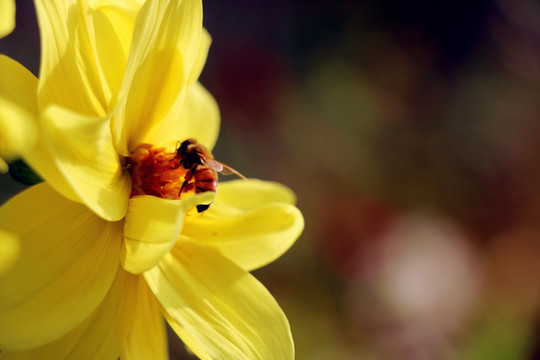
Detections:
126,144,190,199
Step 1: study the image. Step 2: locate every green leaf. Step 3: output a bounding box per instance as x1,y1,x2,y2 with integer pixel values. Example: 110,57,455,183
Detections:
8,159,43,185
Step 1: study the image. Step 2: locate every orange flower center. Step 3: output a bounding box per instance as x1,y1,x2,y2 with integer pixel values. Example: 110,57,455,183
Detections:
126,144,189,199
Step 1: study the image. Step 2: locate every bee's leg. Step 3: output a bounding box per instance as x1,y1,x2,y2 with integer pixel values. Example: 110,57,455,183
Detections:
179,166,196,196
182,183,194,192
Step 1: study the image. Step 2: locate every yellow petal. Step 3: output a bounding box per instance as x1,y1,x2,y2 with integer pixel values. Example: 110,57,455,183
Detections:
121,191,216,274
0,55,38,113
145,239,294,360
0,97,36,165
182,179,304,271
163,310,213,360
35,0,108,115
1,269,143,360
148,30,216,151
38,105,130,221
0,183,122,350
215,178,298,208
0,229,19,275
187,27,211,87
0,55,78,201
120,278,168,360
0,55,38,162
111,0,203,155
0,0,15,38
89,0,141,101
151,81,220,152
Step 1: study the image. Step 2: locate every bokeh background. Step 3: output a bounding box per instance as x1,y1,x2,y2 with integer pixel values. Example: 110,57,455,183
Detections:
2,0,540,359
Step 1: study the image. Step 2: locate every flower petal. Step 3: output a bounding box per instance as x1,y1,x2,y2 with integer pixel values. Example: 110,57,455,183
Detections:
89,0,141,101
111,0,203,155
121,191,216,275
0,55,79,201
182,179,304,271
0,0,15,38
35,0,110,115
36,105,130,221
187,27,211,87
152,81,220,152
0,269,143,360
120,278,168,360
214,178,298,208
0,54,36,170
0,55,38,162
0,229,19,275
0,55,37,113
0,183,122,350
0,97,36,168
145,239,294,360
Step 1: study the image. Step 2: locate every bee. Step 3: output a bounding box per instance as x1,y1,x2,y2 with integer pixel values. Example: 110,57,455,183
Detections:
176,138,247,212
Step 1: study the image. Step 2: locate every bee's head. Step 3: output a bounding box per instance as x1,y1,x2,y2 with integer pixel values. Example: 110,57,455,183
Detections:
177,138,205,169
176,138,194,158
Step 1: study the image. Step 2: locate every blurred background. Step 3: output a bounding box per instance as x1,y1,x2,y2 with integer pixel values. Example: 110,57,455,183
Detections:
2,0,540,359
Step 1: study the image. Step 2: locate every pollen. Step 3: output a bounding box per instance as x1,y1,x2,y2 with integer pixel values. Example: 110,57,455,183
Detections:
126,144,189,199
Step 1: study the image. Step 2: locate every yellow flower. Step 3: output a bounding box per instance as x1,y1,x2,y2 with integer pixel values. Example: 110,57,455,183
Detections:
0,0,304,359
0,0,15,38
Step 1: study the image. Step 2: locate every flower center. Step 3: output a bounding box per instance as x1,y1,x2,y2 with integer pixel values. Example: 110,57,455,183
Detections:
126,143,189,199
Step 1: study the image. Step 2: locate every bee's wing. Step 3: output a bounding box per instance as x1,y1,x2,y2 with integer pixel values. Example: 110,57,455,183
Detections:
219,162,248,180
204,158,248,180
203,158,224,172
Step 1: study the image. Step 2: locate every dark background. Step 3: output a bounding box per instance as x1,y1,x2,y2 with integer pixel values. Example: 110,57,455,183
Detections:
2,0,540,359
